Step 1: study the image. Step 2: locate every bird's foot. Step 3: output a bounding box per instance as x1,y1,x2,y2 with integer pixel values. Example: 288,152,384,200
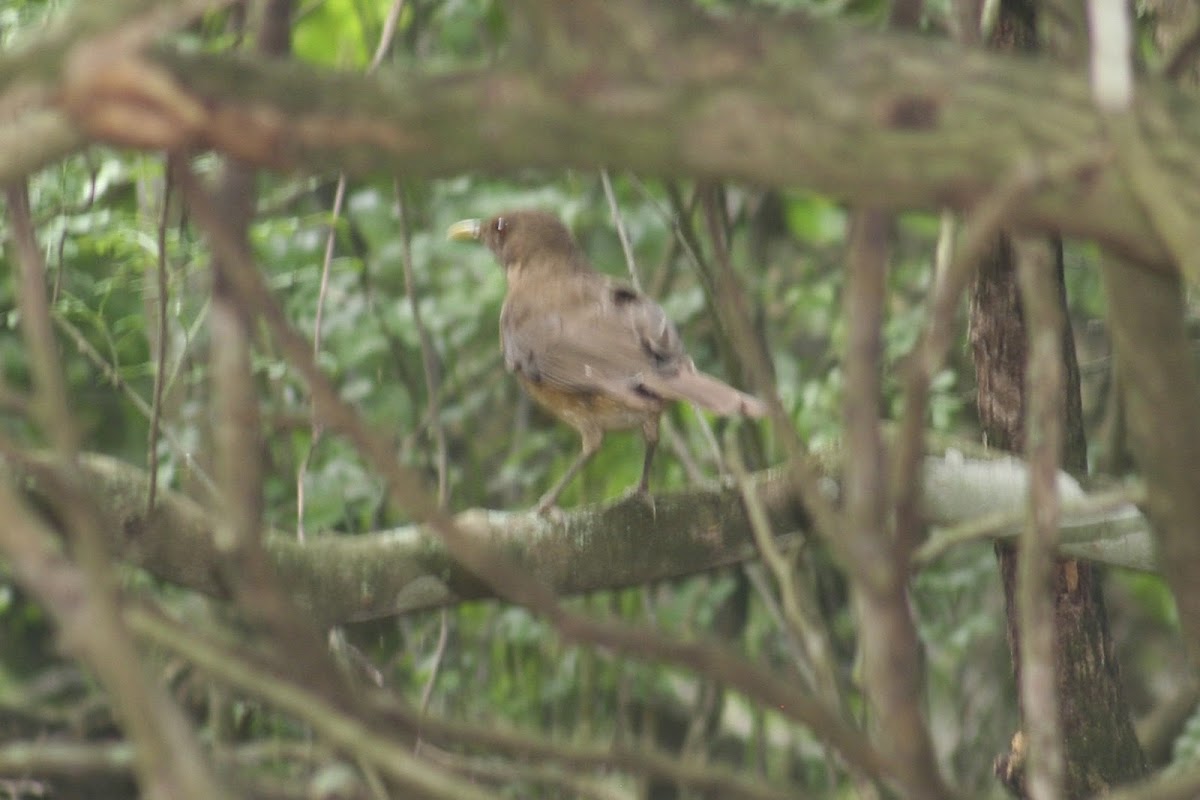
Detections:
533,496,566,523
619,485,657,519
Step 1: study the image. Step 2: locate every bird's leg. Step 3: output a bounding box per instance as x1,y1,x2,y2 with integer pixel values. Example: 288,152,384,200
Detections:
621,415,660,518
535,426,604,515
636,415,660,494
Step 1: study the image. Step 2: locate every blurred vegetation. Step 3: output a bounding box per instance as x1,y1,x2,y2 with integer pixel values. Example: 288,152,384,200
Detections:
0,0,1189,797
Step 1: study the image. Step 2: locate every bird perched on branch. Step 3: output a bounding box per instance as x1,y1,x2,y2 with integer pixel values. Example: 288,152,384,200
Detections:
448,209,765,514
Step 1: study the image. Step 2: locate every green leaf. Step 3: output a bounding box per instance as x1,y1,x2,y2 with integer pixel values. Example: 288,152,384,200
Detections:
294,0,369,67
783,191,847,245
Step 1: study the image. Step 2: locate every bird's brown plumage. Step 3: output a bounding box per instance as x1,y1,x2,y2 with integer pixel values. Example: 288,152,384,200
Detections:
449,209,765,513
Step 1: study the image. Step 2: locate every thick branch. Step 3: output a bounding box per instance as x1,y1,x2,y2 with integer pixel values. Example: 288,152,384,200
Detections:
44,0,1200,269
1,450,1156,625
1099,252,1200,665
0,0,236,180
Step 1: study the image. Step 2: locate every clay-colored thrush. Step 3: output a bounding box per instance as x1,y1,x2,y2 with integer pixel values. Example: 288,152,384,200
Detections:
449,210,765,513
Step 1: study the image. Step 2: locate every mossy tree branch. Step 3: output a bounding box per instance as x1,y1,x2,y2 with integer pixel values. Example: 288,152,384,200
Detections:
3,0,1186,270
1,450,1155,626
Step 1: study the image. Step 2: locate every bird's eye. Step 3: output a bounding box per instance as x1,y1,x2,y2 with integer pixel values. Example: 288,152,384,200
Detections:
494,217,507,236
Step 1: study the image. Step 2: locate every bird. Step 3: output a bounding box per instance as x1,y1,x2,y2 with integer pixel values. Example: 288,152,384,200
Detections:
448,209,766,514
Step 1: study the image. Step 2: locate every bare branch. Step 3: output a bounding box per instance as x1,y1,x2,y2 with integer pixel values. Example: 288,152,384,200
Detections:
843,210,953,799
300,172,346,540
6,182,77,453
145,158,173,511
1014,237,1067,800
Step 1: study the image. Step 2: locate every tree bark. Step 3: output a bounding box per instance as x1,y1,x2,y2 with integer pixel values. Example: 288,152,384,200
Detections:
972,0,1147,788
0,447,1155,624
971,238,1146,797
8,0,1197,268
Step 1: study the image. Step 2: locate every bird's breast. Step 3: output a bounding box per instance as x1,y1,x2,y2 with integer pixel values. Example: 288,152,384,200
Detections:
518,375,661,434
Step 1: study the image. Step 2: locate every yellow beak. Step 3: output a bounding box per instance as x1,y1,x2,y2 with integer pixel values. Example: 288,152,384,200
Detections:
446,218,482,241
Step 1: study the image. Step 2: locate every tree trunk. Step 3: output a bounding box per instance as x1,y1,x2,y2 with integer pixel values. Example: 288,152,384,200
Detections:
971,0,1148,789
970,235,1146,797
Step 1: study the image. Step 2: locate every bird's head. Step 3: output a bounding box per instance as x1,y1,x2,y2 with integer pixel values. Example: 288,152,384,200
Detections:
447,210,584,271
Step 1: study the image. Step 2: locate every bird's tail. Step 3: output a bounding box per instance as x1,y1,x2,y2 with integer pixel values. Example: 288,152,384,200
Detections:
655,366,767,418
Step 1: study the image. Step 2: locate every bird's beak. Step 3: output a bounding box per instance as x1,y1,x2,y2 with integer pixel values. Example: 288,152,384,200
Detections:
446,218,482,242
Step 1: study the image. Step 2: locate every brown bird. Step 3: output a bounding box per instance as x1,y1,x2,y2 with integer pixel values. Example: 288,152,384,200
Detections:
448,210,765,513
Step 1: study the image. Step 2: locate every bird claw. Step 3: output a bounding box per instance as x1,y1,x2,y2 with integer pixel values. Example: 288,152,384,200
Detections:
534,499,566,523
620,486,657,520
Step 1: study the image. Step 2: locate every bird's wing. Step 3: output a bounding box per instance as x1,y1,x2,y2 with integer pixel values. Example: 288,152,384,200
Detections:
501,276,686,410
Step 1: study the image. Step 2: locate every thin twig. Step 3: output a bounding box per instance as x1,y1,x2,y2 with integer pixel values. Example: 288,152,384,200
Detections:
296,173,346,542
391,689,805,800
415,609,448,724
742,564,812,678
691,188,846,568
370,0,406,71
52,310,220,500
1013,238,1067,800
0,740,135,776
727,434,841,702
146,158,173,512
396,184,449,506
893,166,1036,555
600,175,708,479
688,188,741,472
6,183,78,454
161,293,209,414
601,170,643,290
310,173,345,389
660,416,710,485
300,0,406,533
